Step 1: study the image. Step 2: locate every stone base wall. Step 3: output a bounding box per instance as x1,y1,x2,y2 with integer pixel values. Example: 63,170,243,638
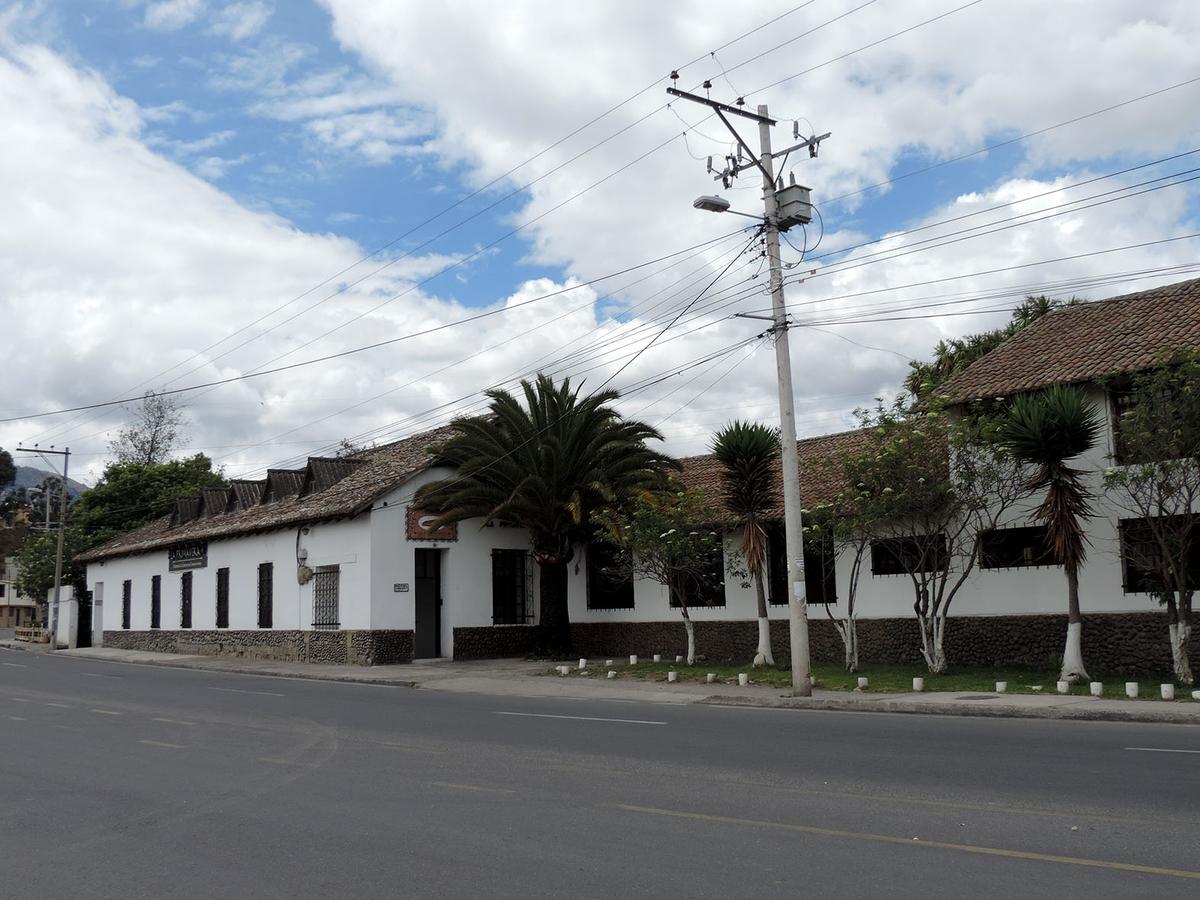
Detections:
570,612,1198,678
452,625,541,660
102,629,413,666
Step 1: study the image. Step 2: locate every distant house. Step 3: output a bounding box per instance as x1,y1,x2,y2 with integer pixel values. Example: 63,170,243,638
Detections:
0,556,36,628
76,277,1200,674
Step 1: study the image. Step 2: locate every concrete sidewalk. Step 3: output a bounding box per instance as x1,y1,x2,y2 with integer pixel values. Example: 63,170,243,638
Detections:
4,639,1199,723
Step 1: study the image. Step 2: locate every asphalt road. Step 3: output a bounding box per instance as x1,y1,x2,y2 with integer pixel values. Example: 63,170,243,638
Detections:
2,651,1199,899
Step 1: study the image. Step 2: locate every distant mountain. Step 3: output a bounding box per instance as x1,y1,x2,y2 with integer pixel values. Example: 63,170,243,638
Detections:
2,465,87,500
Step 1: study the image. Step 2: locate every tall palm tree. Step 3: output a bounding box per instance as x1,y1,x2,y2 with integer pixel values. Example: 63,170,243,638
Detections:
1002,385,1101,682
712,421,781,667
414,374,673,655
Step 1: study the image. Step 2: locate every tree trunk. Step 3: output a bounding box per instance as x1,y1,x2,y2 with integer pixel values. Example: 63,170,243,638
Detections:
1169,594,1193,685
837,616,858,672
537,559,571,657
916,612,947,674
680,605,696,666
753,571,774,667
1061,565,1089,683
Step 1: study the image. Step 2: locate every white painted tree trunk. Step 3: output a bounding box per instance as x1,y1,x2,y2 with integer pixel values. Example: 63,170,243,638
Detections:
752,573,774,666
683,617,696,666
917,614,947,674
1061,621,1089,683
832,616,858,672
1169,622,1193,685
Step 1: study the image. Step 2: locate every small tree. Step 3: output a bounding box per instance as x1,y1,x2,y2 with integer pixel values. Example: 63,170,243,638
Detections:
110,390,188,465
1003,385,1101,683
597,489,725,665
805,492,875,673
711,421,780,666
0,448,15,488
846,398,1025,673
1103,350,1200,684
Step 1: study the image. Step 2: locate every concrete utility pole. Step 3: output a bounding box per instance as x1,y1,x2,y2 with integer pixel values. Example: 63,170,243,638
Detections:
667,81,829,696
17,445,71,649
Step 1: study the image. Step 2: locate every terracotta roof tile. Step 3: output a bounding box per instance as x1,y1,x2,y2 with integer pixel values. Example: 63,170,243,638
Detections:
938,276,1200,403
77,426,455,563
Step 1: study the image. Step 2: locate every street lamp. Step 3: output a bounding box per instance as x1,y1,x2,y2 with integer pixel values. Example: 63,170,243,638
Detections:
693,195,765,222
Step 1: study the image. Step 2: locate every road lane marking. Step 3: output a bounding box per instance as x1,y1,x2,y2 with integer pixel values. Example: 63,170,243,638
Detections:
494,711,668,726
6,716,24,721
2,662,26,668
376,743,445,754
257,757,319,767
10,698,29,703
152,717,196,726
46,703,72,709
90,709,122,716
1125,746,1200,754
430,782,516,794
617,805,1200,881
212,687,285,697
81,673,121,679
138,740,185,749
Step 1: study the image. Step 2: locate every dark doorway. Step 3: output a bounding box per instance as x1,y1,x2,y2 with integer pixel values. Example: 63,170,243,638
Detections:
77,590,93,649
414,549,442,659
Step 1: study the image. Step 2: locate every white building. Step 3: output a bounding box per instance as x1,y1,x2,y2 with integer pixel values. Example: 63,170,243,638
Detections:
1,556,36,628
79,277,1200,673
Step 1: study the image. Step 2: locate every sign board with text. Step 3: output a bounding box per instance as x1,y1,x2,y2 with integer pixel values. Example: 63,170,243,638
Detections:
168,542,208,572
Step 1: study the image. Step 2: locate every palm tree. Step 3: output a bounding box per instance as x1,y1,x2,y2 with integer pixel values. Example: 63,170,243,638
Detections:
414,374,673,655
712,421,781,667
1002,385,1101,682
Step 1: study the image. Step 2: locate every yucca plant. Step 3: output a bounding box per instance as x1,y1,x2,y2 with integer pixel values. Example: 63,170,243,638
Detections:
1002,385,1101,682
712,421,781,666
414,374,674,655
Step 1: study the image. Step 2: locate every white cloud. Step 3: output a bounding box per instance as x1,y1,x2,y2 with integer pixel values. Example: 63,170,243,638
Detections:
143,0,205,31
208,1,272,42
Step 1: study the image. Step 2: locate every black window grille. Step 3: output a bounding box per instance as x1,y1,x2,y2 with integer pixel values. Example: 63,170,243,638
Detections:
871,535,948,576
670,542,726,608
257,563,273,629
586,542,634,610
180,572,192,628
491,550,533,624
1118,516,1200,594
150,575,161,629
121,580,131,630
768,525,838,605
215,567,230,629
980,525,1059,569
312,566,340,630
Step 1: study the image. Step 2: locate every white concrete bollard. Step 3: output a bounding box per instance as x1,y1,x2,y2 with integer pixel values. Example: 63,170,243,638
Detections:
1089,681,1103,697
579,658,587,669
737,673,749,686
1056,680,1070,694
629,654,638,665
675,655,684,663
1192,690,1200,701
912,677,925,693
558,665,569,676
1161,683,1176,701
607,670,617,679
606,659,614,666
856,677,869,690
1125,682,1139,698
653,654,661,663
995,681,1007,693
667,671,678,683
706,673,717,684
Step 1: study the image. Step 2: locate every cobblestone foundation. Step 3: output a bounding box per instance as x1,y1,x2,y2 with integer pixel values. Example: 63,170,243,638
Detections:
102,629,413,665
452,625,541,660
569,612,1198,677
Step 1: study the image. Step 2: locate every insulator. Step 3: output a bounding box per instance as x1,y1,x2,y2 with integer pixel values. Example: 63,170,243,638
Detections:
669,70,679,82
702,79,712,90
706,155,713,173
736,97,745,106
793,120,800,139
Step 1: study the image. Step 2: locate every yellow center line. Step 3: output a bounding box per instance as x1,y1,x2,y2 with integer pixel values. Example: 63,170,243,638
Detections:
90,709,122,716
430,781,517,795
616,805,1200,881
138,740,185,749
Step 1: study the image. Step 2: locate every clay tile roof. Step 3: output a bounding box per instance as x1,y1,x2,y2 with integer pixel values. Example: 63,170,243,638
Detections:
938,276,1200,404
199,488,230,518
77,426,456,563
261,469,305,504
677,427,874,526
169,496,201,527
300,456,367,496
227,480,265,512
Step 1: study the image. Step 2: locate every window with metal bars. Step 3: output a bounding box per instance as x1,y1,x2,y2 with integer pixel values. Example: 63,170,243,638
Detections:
669,542,726,608
180,572,192,628
768,525,838,605
216,567,230,629
257,563,273,629
150,575,161,629
871,535,948,576
1119,516,1200,594
312,566,340,630
491,550,533,625
586,542,634,610
121,580,131,630
980,525,1060,569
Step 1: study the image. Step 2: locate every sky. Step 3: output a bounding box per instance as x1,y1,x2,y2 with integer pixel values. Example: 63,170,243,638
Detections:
1,0,1199,485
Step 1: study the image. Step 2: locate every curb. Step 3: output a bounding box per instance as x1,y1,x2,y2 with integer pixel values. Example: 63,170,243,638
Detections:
1,641,420,689
701,693,1200,725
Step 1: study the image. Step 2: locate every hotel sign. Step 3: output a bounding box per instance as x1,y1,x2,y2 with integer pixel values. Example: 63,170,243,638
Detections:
168,542,208,572
406,508,457,542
